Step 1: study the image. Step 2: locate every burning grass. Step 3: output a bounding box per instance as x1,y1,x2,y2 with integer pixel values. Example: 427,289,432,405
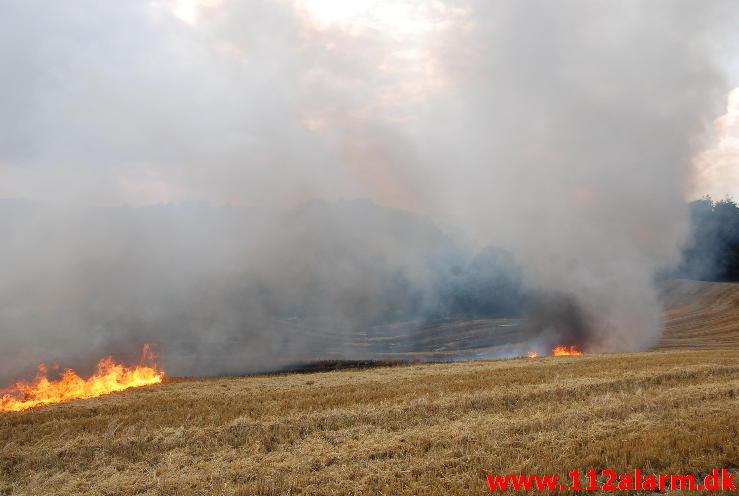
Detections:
0,348,737,496
527,345,584,358
0,345,163,412
551,345,583,356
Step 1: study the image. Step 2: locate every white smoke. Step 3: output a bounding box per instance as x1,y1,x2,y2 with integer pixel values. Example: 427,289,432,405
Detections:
0,0,737,378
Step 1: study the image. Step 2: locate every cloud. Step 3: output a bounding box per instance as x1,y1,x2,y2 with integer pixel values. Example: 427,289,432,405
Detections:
692,87,739,200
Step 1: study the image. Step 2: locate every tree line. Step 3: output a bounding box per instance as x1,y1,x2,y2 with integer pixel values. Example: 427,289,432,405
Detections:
677,197,739,282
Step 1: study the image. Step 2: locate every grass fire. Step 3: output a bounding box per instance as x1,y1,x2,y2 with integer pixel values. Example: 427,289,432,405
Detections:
0,345,163,412
1,1,739,495
527,345,584,358
551,345,583,356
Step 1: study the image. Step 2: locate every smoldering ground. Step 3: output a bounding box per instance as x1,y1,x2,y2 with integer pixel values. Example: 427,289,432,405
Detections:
0,0,738,380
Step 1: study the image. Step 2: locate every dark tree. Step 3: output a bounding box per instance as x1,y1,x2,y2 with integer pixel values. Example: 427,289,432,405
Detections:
679,196,739,281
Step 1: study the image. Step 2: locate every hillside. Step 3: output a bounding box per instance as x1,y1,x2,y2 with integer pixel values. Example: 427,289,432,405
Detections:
0,280,737,495
658,279,739,350
292,279,739,363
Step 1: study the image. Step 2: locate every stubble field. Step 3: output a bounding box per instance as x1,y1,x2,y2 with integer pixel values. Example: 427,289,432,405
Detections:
1,280,737,495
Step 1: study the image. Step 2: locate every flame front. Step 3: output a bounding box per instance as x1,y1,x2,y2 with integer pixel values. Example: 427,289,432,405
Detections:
551,345,583,356
0,345,164,412
527,345,584,357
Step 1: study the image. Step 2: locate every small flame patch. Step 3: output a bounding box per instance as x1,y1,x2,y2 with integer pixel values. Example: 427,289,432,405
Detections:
527,345,584,357
551,345,583,356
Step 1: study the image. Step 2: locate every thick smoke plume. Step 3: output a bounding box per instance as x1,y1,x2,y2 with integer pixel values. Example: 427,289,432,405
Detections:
0,0,737,380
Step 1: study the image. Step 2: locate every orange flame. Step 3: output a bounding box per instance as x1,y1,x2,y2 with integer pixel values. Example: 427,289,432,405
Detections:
551,345,583,356
0,345,164,412
527,346,584,358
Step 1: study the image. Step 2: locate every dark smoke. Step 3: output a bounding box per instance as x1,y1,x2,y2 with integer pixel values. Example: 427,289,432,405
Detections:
523,293,594,354
0,199,526,381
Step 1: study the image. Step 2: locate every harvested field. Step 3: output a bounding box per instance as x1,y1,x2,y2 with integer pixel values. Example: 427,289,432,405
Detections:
1,280,737,495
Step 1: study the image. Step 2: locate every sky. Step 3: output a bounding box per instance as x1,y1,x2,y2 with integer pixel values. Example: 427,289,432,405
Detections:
1,0,736,208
